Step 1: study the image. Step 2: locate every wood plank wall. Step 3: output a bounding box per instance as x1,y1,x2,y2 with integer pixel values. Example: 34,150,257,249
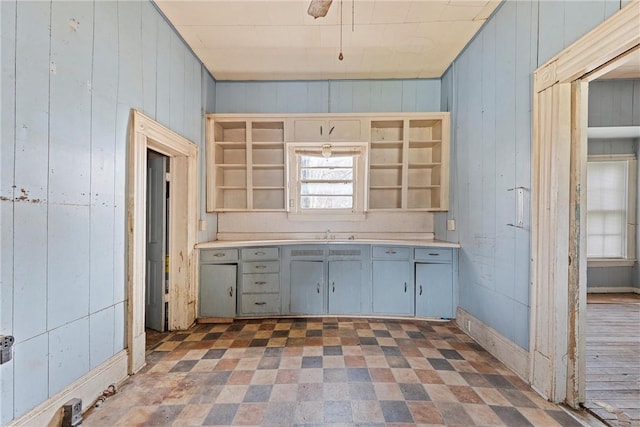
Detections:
0,1,213,423
437,0,626,350
214,79,441,113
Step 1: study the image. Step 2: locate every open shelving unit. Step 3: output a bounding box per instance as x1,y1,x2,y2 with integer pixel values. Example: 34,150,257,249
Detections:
208,118,286,211
368,115,449,211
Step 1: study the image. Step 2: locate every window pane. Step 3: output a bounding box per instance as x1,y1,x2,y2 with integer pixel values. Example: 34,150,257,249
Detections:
586,160,629,258
300,167,353,181
301,195,353,209
301,182,353,196
301,156,353,167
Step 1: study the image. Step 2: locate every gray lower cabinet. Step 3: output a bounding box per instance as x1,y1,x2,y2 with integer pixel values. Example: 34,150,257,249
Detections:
199,263,237,318
240,248,281,315
328,260,362,314
414,248,455,318
290,260,324,314
372,260,413,315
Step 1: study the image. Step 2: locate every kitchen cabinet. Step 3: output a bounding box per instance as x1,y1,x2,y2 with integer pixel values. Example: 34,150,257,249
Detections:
371,246,413,315
239,247,281,315
292,118,365,142
206,117,286,211
415,248,455,318
199,249,238,318
290,260,324,314
328,260,362,314
369,115,450,211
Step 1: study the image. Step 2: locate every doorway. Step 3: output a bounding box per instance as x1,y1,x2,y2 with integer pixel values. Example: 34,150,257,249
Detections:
530,0,639,410
146,150,170,333
127,110,199,373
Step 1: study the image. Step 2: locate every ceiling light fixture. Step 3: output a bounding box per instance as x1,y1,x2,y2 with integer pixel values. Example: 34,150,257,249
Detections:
307,0,332,19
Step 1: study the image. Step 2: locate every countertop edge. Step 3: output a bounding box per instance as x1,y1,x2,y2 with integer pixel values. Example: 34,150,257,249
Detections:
195,239,461,249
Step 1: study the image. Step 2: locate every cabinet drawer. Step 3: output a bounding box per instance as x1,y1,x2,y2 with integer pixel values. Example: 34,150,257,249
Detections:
372,246,410,259
241,247,279,261
201,249,238,262
241,293,280,314
414,248,453,262
242,260,279,274
242,273,280,293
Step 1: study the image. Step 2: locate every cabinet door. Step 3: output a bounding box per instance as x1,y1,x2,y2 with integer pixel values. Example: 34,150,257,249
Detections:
328,260,361,314
200,264,236,318
293,119,326,141
415,263,453,318
328,119,362,141
290,260,324,314
372,260,412,315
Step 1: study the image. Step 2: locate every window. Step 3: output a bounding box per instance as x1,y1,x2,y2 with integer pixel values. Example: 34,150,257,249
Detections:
287,143,367,219
587,155,637,266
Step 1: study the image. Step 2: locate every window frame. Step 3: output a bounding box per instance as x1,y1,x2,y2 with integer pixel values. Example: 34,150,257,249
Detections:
286,142,368,221
586,154,637,267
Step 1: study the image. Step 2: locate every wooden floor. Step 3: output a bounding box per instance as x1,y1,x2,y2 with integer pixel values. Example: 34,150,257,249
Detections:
585,293,640,426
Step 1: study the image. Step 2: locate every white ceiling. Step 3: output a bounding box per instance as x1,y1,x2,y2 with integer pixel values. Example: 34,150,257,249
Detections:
154,0,502,81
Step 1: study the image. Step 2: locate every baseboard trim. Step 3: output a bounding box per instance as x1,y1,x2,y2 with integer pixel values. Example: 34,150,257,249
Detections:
9,350,128,427
456,308,530,382
587,286,640,294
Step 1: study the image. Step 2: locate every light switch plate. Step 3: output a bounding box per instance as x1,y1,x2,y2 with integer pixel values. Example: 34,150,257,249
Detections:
447,219,456,231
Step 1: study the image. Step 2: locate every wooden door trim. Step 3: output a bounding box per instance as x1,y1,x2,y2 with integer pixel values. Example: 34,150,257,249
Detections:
531,1,639,406
127,110,199,373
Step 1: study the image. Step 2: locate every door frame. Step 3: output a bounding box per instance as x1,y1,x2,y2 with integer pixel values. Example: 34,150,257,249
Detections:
127,110,199,373
530,2,639,406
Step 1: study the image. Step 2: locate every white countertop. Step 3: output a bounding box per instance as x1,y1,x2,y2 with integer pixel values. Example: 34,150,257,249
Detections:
196,239,460,249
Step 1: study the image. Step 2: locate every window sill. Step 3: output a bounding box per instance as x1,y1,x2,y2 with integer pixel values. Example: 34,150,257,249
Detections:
588,259,636,268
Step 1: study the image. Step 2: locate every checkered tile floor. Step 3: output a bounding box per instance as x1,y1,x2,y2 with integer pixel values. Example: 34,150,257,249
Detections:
84,318,585,426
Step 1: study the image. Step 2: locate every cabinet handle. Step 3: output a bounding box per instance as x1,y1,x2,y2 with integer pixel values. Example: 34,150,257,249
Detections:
213,253,226,258
255,281,267,285
404,282,407,293
329,126,335,135
419,285,423,296
332,282,335,293
255,265,267,269
428,253,440,256
254,302,267,306
317,283,321,294
320,125,323,136
385,249,397,255
254,251,266,256
228,286,233,297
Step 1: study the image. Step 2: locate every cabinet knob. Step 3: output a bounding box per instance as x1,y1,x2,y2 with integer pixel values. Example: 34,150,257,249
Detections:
332,282,335,293
329,126,335,135
317,283,321,294
385,249,397,255
255,265,267,269
404,282,407,292
255,251,266,256
228,286,233,297
254,302,266,306
419,285,423,296
428,253,440,256
214,253,226,258
255,281,267,285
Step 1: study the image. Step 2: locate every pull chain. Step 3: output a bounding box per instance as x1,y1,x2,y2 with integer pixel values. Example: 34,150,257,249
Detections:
338,0,344,60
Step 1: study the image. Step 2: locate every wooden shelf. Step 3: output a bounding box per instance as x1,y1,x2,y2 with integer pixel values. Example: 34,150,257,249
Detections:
368,114,449,211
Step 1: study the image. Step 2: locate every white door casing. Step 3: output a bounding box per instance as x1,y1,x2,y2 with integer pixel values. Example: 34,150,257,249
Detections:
128,110,199,374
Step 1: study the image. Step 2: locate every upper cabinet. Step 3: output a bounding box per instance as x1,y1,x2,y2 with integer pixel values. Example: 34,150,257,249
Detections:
206,113,449,212
369,114,449,211
207,117,286,211
289,118,367,142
